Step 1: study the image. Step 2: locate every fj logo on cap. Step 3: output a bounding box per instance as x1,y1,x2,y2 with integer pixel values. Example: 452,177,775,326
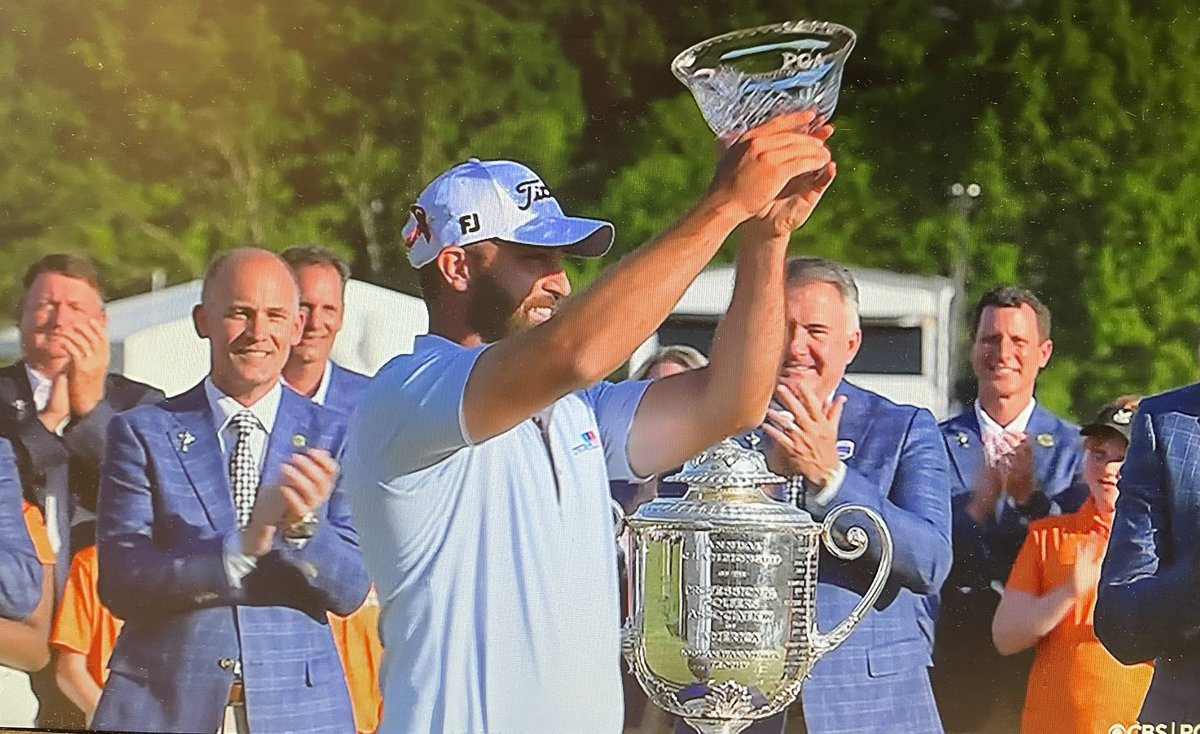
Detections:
515,179,553,210
459,213,481,235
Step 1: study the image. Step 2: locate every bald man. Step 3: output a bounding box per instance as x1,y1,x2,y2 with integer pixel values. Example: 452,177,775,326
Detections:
92,249,369,734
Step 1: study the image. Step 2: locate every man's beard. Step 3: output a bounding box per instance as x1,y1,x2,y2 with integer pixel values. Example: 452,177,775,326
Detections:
466,271,525,343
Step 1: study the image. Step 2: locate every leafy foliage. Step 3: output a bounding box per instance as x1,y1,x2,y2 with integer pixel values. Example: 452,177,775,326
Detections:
3,0,1199,417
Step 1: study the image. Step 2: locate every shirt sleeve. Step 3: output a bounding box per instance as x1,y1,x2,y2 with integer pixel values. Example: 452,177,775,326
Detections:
1005,524,1045,595
581,380,652,483
350,340,488,478
51,550,94,655
22,502,55,565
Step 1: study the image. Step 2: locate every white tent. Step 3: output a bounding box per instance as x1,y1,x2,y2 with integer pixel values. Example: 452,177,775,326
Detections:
0,279,429,397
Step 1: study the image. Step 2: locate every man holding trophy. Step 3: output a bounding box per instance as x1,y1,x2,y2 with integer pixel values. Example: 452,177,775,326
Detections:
343,110,836,733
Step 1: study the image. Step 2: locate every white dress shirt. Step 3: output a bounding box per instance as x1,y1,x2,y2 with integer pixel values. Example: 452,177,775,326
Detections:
974,398,1052,519
24,365,75,592
203,378,282,587
282,361,333,406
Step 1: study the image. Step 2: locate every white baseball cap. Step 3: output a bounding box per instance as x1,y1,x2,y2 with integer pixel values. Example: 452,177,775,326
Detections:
401,158,614,269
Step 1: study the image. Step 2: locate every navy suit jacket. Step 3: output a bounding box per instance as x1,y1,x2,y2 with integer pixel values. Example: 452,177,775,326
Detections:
772,381,953,733
0,437,43,621
92,383,370,734
931,401,1086,728
1096,385,1200,721
940,402,1086,590
320,361,370,417
0,361,164,520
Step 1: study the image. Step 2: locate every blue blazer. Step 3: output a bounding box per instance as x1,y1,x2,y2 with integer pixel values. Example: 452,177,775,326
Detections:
0,437,43,621
321,361,370,417
940,403,1087,590
1096,385,1200,720
752,381,952,734
92,383,370,734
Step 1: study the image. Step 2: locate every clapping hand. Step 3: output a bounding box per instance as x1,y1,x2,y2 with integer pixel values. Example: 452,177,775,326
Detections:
242,449,338,556
760,383,846,487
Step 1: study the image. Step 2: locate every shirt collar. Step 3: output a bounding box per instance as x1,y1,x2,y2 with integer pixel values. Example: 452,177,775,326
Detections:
282,361,333,407
24,364,52,412
1078,495,1114,536
975,398,1037,438
310,361,333,406
203,377,283,435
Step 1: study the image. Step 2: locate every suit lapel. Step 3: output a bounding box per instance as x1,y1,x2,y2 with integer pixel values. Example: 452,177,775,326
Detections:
0,361,36,419
835,382,874,466
263,389,307,488
167,384,237,531
1026,404,1063,483
323,363,344,413
945,406,983,491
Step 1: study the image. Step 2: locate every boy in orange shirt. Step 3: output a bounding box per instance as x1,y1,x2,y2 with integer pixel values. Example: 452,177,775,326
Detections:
329,586,383,734
992,396,1153,733
49,544,122,727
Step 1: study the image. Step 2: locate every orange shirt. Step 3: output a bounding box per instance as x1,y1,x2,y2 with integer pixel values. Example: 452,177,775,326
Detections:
22,502,55,566
49,545,123,687
329,587,383,734
1006,497,1154,734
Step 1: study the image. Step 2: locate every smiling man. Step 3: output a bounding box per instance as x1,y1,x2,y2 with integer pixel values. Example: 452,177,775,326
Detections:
93,248,369,734
0,256,164,586
744,257,951,734
343,112,838,733
280,246,369,416
931,285,1086,732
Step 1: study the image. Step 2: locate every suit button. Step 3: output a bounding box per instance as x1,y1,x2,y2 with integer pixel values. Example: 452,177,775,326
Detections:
218,657,236,671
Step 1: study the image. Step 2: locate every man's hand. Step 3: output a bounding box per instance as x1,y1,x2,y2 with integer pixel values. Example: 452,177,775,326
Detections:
741,122,837,240
241,449,338,557
61,318,110,418
965,460,1005,524
760,383,845,487
38,372,70,433
997,432,1037,505
708,111,834,223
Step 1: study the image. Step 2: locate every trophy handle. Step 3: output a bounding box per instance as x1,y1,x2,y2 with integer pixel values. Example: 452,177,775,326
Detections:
808,504,893,657
610,497,627,538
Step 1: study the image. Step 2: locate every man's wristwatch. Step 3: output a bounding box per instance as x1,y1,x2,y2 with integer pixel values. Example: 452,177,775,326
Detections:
283,512,319,541
1014,490,1051,520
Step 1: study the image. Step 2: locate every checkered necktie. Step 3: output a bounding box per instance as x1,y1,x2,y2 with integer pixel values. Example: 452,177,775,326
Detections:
229,411,260,528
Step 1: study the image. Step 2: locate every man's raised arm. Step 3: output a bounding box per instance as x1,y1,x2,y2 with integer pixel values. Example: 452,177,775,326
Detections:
464,112,833,443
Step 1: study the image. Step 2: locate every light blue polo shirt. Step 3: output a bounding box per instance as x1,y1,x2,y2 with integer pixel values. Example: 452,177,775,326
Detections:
344,335,649,734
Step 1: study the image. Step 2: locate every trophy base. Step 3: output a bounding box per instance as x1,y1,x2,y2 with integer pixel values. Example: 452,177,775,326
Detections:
682,719,755,734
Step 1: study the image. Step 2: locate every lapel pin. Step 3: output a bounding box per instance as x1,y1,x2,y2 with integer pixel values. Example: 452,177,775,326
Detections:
956,432,969,447
11,399,26,413
292,434,307,448
836,439,856,461
177,431,196,453
1036,433,1055,448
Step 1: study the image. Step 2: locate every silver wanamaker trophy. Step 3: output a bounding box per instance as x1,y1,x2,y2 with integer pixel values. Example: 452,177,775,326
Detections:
617,439,892,734
671,20,857,137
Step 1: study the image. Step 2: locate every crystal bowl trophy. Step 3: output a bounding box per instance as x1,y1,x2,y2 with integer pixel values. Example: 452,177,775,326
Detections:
617,439,891,734
671,20,857,137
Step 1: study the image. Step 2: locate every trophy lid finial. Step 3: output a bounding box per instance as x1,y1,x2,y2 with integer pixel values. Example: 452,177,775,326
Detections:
665,437,785,488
